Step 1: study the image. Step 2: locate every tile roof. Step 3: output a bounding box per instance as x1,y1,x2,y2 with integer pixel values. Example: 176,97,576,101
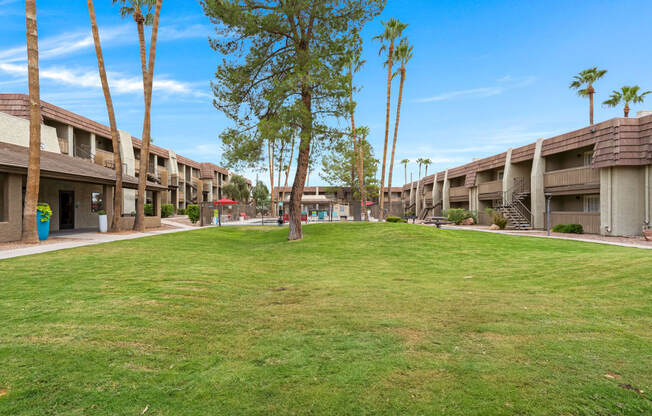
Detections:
0,142,166,190
131,137,170,159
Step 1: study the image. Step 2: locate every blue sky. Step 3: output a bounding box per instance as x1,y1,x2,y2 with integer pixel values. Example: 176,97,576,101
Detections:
2,0,652,186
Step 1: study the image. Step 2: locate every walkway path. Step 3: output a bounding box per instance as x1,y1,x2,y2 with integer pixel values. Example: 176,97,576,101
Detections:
0,220,197,260
435,224,652,250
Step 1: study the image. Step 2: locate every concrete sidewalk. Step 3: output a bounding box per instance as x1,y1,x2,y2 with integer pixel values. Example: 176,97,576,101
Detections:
435,224,652,250
0,221,198,260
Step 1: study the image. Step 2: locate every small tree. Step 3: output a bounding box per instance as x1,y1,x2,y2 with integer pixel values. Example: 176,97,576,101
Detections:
222,175,250,203
320,137,379,201
252,180,270,220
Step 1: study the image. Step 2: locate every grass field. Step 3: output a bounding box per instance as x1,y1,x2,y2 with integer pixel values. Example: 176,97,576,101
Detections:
0,223,650,415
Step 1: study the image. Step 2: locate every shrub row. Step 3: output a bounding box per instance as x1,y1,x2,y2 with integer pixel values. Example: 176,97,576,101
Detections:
444,208,477,225
161,204,174,218
552,223,584,234
386,216,407,223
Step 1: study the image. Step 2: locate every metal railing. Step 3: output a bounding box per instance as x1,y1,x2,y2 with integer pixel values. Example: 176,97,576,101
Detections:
502,177,532,226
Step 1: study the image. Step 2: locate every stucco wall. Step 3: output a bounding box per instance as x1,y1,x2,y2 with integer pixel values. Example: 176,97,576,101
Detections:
0,174,23,243
600,166,646,236
0,112,61,153
38,178,109,232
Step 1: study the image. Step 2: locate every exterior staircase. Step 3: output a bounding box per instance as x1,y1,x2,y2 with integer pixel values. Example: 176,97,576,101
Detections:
497,178,532,230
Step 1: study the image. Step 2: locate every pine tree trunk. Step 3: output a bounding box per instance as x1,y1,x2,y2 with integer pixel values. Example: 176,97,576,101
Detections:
21,0,41,243
87,0,123,232
387,66,405,217
288,89,312,241
282,136,295,209
134,0,162,232
378,42,395,221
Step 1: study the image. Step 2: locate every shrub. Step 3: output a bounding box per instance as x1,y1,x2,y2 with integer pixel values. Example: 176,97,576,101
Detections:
177,207,185,215
36,203,52,222
552,223,583,234
484,207,495,217
161,204,174,218
492,211,508,229
97,210,107,216
186,204,200,224
386,216,407,223
444,208,468,225
466,210,478,225
144,203,154,216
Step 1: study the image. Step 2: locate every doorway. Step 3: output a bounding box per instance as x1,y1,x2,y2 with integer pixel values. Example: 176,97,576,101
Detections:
59,190,74,229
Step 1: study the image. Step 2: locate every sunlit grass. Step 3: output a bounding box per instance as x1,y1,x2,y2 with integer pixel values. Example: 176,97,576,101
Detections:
0,223,650,415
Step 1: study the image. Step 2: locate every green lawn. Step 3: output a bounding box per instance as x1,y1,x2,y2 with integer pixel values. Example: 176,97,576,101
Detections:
0,223,650,415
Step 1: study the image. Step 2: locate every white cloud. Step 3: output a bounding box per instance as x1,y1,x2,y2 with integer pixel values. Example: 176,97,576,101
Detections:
0,63,209,98
414,76,536,103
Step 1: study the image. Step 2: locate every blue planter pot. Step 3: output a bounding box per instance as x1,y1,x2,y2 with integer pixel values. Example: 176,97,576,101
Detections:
37,211,50,241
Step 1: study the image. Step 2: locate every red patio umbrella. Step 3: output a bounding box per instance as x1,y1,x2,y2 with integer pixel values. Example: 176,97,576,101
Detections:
213,198,237,226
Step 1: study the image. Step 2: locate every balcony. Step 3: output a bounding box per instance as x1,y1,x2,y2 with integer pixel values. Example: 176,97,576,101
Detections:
94,148,115,169
478,180,502,198
203,182,211,192
550,212,600,234
170,174,178,187
544,166,600,194
58,138,69,154
449,186,468,201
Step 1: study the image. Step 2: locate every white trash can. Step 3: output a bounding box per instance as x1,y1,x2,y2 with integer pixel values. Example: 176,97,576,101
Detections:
98,213,108,233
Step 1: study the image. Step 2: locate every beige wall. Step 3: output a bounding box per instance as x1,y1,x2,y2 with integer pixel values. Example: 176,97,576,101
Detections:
0,173,22,243
600,166,647,236
0,112,61,153
38,178,109,232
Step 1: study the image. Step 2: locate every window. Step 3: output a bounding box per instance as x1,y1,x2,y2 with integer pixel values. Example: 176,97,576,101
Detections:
91,192,103,212
583,195,600,213
583,151,593,167
497,170,504,180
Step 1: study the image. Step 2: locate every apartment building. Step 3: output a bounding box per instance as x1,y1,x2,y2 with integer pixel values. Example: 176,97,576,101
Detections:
408,114,652,236
0,94,248,242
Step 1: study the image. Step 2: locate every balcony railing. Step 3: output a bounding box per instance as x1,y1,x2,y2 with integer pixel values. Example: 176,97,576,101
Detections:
478,180,502,195
550,211,600,234
449,186,468,198
544,166,599,188
170,174,178,187
94,148,115,169
203,182,211,192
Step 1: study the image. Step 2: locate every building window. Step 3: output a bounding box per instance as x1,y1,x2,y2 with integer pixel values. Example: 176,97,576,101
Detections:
583,151,593,167
583,195,600,213
91,192,103,212
497,170,504,180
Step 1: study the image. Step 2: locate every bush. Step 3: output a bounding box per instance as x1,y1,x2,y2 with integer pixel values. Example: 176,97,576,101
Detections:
161,204,174,218
177,207,185,215
444,208,470,225
97,210,107,216
386,216,407,223
552,223,584,234
186,204,200,224
492,211,508,229
144,203,154,216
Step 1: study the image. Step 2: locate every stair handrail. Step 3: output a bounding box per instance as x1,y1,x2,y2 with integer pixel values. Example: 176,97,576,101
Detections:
502,177,533,225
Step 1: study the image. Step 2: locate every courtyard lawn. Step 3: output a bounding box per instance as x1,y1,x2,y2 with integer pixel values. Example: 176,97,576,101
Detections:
0,223,650,415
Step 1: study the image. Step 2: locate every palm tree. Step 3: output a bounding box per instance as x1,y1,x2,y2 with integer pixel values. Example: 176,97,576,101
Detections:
569,67,608,125
400,158,410,184
374,18,407,219
422,158,432,177
346,37,368,220
386,39,413,216
603,85,651,117
87,0,124,232
21,0,41,243
113,0,162,232
416,157,424,179
281,135,295,209
357,126,370,221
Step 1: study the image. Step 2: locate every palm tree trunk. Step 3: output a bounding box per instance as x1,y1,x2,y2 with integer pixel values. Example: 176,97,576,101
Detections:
378,42,395,220
21,0,41,243
277,141,284,214
425,165,428,177
134,0,162,232
589,91,594,125
349,70,366,221
624,103,630,117
387,66,406,217
268,139,275,216
87,0,123,232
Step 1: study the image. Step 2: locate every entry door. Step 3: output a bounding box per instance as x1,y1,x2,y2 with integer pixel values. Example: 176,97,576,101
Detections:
59,191,74,229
